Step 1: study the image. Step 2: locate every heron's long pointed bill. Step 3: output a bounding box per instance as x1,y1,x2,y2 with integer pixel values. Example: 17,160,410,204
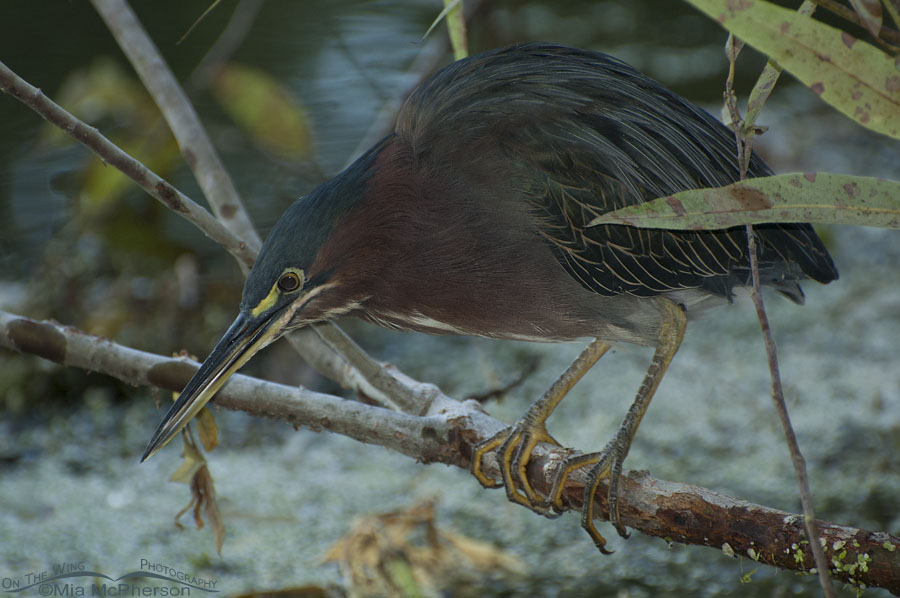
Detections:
141,309,284,462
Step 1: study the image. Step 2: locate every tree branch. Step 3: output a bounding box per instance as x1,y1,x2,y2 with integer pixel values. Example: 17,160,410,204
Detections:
2,309,898,593
90,0,263,256
0,59,256,271
0,56,375,407
5,5,896,591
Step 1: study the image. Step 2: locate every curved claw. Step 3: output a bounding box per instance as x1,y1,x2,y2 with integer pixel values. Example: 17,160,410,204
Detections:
500,422,560,515
471,421,562,516
606,451,630,539
537,439,629,554
471,429,507,489
581,448,617,554
542,451,600,513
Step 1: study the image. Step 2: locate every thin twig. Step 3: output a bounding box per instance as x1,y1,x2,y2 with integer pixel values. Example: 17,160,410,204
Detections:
313,323,438,414
0,60,256,271
187,0,265,93
2,309,898,591
723,32,836,598
90,0,263,257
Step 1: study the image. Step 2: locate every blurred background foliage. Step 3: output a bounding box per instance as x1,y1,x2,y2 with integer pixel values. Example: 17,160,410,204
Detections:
1,1,899,596
0,0,801,411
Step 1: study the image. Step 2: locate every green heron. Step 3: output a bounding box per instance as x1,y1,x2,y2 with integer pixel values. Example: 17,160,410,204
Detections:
142,43,837,552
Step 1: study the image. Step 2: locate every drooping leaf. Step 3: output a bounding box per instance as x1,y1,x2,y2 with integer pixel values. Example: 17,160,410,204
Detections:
686,0,900,139
588,173,900,230
168,391,225,554
198,465,225,555
196,406,219,452
169,438,206,484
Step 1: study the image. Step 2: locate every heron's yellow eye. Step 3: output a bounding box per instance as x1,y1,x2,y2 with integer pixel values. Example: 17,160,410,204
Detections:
278,271,302,292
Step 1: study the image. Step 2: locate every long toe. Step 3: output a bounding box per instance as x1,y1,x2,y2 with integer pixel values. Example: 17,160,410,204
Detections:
498,421,561,514
471,420,563,514
579,448,621,555
471,427,510,488
541,450,604,514
607,453,631,539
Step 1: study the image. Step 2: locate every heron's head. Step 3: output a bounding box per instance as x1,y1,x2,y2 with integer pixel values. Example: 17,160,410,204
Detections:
140,142,388,461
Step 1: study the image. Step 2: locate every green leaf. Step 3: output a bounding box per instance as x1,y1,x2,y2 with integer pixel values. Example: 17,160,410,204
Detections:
442,0,468,60
588,173,900,230
424,0,468,59
686,0,900,139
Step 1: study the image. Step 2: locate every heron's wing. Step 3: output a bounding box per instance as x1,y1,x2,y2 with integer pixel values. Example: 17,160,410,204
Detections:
398,43,837,300
488,54,835,299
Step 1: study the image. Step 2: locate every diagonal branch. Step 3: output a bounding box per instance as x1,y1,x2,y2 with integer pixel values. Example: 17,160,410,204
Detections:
2,309,898,593
90,0,262,257
88,0,433,415
0,59,255,272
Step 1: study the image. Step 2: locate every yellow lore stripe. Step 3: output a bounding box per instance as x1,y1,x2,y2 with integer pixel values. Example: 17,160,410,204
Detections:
251,283,281,317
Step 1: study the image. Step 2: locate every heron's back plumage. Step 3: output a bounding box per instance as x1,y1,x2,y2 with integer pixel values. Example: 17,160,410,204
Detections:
397,43,838,303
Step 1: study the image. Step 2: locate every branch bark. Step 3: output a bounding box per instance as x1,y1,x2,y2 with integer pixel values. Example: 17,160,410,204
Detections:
2,310,898,593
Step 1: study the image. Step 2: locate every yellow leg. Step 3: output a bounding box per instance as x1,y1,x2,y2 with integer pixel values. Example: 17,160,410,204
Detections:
543,299,687,553
471,339,612,514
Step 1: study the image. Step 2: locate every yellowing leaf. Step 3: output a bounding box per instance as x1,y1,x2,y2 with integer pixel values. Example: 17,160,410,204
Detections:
198,465,226,555
212,63,313,160
169,424,226,555
196,406,219,452
588,173,900,230
687,0,900,139
169,439,205,484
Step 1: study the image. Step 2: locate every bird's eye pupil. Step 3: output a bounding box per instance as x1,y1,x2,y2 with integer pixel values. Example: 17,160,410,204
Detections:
278,272,300,292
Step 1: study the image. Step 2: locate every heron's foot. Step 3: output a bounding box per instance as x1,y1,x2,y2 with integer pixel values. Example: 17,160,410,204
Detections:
540,434,631,555
471,420,563,517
